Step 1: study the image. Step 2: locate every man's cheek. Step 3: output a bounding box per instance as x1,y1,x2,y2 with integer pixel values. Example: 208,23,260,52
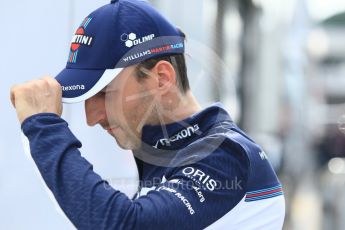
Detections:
122,95,139,111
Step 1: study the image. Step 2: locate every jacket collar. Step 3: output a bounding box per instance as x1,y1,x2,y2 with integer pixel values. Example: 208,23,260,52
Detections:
140,102,232,150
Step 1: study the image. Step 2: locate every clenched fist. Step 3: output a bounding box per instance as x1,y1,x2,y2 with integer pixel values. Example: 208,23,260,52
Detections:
10,76,63,124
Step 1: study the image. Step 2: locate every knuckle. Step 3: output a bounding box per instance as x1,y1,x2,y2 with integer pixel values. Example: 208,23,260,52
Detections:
43,79,50,87
20,84,31,93
33,79,48,90
42,76,51,80
24,80,42,92
10,85,18,93
51,78,61,87
42,76,52,84
45,76,60,88
27,80,39,89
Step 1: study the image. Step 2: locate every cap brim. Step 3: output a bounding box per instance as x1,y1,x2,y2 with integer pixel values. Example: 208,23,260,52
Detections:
55,68,123,104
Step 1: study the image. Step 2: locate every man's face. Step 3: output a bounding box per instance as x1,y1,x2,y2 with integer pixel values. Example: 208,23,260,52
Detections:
85,65,158,150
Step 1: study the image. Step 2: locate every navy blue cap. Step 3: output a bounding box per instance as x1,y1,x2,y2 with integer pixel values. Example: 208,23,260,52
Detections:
56,0,185,103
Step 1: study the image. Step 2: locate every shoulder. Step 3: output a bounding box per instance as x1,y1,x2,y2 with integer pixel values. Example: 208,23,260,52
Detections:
168,122,280,191
166,130,252,190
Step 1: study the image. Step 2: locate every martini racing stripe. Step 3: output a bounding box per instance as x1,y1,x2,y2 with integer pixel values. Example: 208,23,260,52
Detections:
245,184,283,202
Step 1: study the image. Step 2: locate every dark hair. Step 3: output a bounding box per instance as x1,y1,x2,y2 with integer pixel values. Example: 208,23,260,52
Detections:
135,54,190,93
135,28,189,93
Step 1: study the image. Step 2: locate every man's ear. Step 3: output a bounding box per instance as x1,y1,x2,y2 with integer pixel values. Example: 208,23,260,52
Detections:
152,60,177,95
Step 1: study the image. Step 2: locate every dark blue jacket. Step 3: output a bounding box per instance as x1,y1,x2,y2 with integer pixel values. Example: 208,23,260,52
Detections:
22,103,285,229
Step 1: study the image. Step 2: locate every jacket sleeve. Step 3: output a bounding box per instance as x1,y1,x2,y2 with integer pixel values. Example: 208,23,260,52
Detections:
22,113,249,230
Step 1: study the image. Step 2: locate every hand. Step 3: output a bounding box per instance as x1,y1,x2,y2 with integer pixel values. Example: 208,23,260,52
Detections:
10,76,63,124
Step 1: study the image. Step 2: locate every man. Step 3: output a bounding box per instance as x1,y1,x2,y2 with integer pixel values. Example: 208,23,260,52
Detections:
11,0,285,229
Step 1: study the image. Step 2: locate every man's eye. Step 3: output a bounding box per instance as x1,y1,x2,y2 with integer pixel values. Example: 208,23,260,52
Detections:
96,91,106,97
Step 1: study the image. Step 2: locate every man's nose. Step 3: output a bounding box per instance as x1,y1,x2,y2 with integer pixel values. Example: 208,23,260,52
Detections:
85,96,107,127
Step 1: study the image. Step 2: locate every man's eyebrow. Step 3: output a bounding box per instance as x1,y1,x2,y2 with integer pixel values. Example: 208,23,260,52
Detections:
101,85,110,92
101,85,119,93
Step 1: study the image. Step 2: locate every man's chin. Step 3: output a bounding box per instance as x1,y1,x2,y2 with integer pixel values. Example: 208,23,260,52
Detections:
112,136,138,150
107,128,142,150
115,140,131,150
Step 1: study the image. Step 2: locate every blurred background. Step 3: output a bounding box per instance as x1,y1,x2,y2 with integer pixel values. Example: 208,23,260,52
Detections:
1,0,345,229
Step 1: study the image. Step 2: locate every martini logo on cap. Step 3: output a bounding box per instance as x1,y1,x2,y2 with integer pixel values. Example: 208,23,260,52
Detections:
68,17,94,64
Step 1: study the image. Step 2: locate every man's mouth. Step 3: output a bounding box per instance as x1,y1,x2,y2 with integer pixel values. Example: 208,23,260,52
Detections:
106,125,120,134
